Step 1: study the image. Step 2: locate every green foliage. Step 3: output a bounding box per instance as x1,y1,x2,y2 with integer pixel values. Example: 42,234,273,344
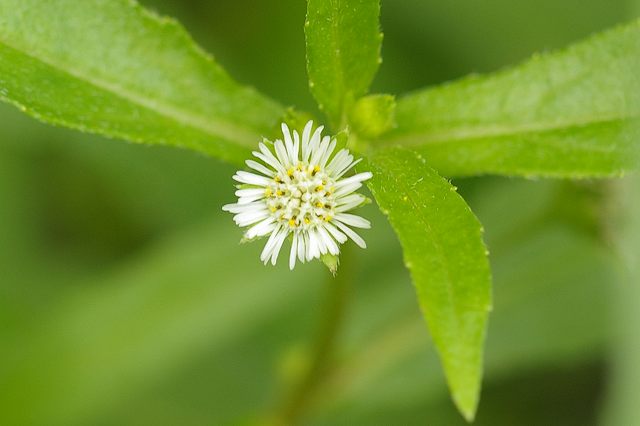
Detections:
366,147,492,420
377,20,640,178
0,0,285,165
305,0,382,128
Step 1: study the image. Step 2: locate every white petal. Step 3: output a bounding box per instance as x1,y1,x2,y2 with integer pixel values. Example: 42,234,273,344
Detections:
335,158,362,179
335,213,371,229
307,230,321,260
261,226,282,263
336,193,365,206
235,188,265,197
313,228,328,255
292,130,301,162
318,226,339,255
237,194,264,204
324,222,348,244
258,143,287,174
222,201,265,214
301,120,314,160
327,149,350,173
289,233,298,270
274,139,290,168
334,221,367,249
298,231,307,262
233,171,271,186
282,123,296,165
236,190,265,204
333,182,363,198
335,194,366,211
270,228,289,265
305,125,324,163
310,135,330,166
245,217,276,239
246,160,275,177
234,209,270,226
335,172,373,188
319,138,337,168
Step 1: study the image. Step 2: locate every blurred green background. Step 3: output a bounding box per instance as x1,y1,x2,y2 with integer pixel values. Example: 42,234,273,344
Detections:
1,1,638,425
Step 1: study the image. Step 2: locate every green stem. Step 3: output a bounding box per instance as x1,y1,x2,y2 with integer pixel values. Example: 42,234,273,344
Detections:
272,246,355,425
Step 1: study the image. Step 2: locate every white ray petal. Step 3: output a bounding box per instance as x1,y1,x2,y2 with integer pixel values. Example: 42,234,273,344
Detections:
319,138,337,168
233,171,271,186
270,228,289,265
289,233,298,270
301,120,314,160
292,130,300,162
259,143,287,174
318,226,339,255
305,126,324,163
324,222,348,244
235,188,265,197
298,231,307,262
310,135,330,166
245,217,276,239
237,194,264,204
335,213,371,229
274,139,290,168
222,202,265,213
282,123,296,164
334,172,373,188
234,209,270,226
246,159,275,177
335,158,362,179
334,221,367,248
261,225,282,263
333,182,363,198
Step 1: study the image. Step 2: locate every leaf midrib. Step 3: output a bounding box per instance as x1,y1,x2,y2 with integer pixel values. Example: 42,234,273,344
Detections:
330,0,346,110
382,115,638,147
0,37,264,147
396,169,487,320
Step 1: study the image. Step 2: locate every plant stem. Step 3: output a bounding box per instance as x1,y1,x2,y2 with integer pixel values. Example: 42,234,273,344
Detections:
272,246,355,425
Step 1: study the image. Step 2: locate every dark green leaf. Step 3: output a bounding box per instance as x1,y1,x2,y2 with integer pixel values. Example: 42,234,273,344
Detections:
377,20,640,178
0,0,285,165
366,147,492,420
305,0,382,128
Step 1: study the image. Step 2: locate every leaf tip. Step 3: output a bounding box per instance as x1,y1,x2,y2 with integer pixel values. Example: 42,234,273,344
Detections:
453,391,480,423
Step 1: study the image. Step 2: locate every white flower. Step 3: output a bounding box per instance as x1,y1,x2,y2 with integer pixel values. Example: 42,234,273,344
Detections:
223,120,372,270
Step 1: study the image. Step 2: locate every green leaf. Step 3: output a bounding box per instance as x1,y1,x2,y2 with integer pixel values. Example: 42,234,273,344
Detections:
366,147,492,421
0,0,286,165
305,0,382,128
377,20,640,178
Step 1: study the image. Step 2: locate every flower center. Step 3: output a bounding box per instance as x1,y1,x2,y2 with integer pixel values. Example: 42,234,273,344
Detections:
264,162,336,230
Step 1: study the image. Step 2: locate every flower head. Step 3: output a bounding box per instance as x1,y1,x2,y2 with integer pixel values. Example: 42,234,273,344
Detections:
223,120,372,269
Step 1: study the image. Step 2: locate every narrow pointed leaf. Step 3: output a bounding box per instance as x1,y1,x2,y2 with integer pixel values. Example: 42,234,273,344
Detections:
378,20,640,178
366,147,492,421
305,0,382,128
0,0,285,165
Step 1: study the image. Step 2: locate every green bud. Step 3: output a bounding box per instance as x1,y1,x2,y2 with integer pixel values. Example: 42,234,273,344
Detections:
348,94,396,139
321,253,340,276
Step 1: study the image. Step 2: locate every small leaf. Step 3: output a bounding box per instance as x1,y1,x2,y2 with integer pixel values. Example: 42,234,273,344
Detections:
366,147,492,421
305,0,382,128
378,20,640,178
0,0,286,165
